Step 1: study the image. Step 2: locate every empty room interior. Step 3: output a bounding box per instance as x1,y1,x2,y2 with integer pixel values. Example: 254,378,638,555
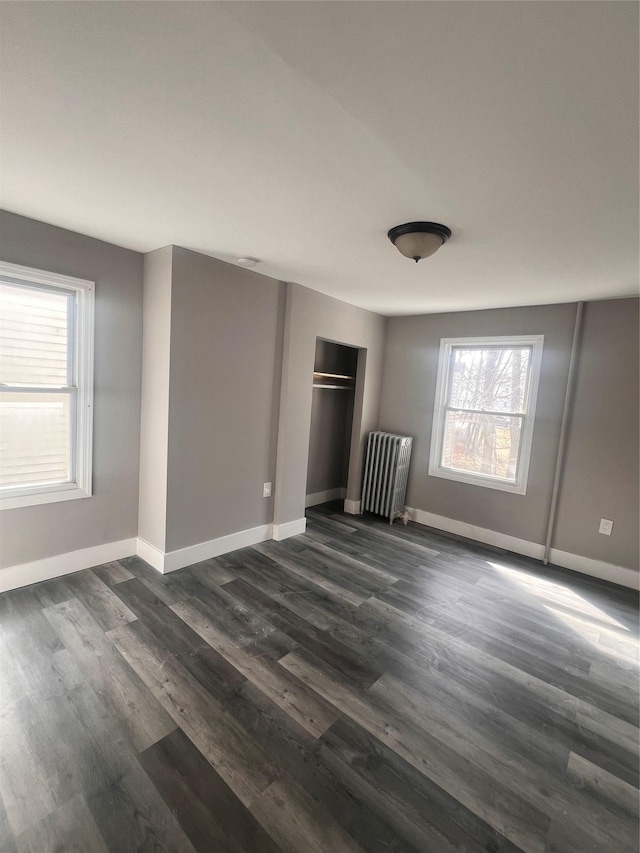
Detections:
0,2,638,852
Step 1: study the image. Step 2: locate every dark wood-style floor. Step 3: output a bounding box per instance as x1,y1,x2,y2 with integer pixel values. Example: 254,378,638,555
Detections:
0,504,638,853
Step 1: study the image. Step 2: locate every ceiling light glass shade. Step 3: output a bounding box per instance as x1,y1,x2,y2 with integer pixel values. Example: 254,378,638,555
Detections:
388,222,452,262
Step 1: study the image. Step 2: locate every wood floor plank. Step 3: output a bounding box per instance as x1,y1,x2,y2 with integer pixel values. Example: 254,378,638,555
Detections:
314,592,640,787
43,597,177,752
12,646,198,853
224,681,422,853
544,814,637,853
224,577,385,688
108,620,276,807
92,559,134,586
244,628,298,662
63,569,137,632
30,577,75,609
117,555,188,606
300,536,402,585
281,580,639,787
331,518,443,562
588,656,639,696
396,576,598,670
138,728,283,853
218,550,343,631
87,765,198,853
182,556,238,586
1,504,637,851
279,650,550,853
0,698,57,838
0,601,63,707
172,595,340,737
254,541,374,605
13,795,108,853
429,611,637,716
320,715,524,853
565,751,639,825
369,671,637,849
110,578,247,701
304,513,359,536
364,595,640,733
0,796,17,853
168,573,278,646
249,778,364,853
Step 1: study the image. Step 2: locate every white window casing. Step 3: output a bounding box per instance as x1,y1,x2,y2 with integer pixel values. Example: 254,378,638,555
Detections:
0,261,94,510
428,334,544,495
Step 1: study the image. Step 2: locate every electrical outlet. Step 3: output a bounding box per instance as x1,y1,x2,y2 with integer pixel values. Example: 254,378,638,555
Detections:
263,482,272,498
598,518,613,536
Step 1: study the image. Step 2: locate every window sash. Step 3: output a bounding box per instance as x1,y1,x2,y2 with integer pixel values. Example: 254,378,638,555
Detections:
0,389,79,496
440,410,525,483
443,405,527,419
0,262,94,509
0,280,75,388
445,345,533,416
429,335,544,495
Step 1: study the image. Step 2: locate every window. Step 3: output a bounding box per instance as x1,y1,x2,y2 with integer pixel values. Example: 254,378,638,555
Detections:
0,262,94,509
429,335,544,494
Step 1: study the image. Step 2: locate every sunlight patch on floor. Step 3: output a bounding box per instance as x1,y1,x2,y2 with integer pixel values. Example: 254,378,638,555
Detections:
545,605,639,666
488,561,630,631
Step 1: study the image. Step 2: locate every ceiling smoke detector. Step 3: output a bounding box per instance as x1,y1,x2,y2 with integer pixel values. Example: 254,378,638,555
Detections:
237,257,259,267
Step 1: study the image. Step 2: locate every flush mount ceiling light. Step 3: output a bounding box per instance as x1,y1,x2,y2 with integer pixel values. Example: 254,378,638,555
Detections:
387,222,452,262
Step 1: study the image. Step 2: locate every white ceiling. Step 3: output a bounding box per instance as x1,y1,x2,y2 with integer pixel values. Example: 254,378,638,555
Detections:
1,2,638,316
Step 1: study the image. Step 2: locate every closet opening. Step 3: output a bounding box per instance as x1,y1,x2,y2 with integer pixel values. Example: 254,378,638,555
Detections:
305,338,358,511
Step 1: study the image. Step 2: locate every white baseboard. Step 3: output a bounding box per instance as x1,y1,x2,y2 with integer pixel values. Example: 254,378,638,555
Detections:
305,488,346,508
407,507,638,590
548,548,639,591
138,523,274,574
273,517,306,541
409,508,543,559
344,499,362,515
0,538,137,593
135,537,165,573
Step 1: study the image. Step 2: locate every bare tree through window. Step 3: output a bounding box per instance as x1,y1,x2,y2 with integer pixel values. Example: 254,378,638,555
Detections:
430,336,543,493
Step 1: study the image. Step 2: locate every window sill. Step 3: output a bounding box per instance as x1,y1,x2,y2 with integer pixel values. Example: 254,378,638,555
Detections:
0,484,91,510
428,466,528,495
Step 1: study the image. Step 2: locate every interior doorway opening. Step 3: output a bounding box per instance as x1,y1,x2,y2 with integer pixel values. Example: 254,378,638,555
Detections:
305,338,358,511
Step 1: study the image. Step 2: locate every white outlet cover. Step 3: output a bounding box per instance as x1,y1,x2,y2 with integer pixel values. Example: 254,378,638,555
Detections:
598,518,613,535
263,482,272,497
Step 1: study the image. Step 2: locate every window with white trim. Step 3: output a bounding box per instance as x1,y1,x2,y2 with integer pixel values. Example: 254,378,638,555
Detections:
429,335,544,494
0,262,94,510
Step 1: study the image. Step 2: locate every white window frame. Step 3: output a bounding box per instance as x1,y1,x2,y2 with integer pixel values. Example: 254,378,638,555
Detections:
428,334,544,495
0,261,94,510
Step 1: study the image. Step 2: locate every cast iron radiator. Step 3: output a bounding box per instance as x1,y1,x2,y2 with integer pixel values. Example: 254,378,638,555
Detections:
361,431,413,524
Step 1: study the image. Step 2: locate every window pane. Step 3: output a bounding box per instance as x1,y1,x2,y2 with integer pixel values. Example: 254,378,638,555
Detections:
0,392,71,487
0,283,69,386
441,411,522,481
449,347,531,413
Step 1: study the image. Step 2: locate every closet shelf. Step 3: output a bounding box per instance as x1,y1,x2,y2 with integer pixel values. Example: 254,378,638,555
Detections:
313,371,355,381
313,384,353,390
312,370,355,391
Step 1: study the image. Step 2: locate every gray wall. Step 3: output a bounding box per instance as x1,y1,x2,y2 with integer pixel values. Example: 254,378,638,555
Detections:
137,247,172,551
164,247,285,552
379,298,639,571
306,390,352,496
0,211,143,568
554,298,639,569
275,283,386,525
